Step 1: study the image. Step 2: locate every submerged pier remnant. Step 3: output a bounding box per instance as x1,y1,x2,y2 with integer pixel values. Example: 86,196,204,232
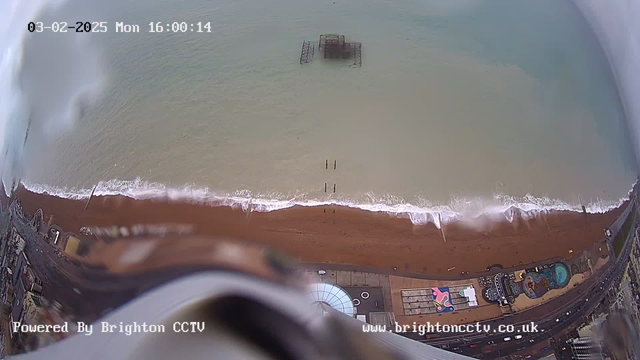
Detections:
300,40,315,64
319,34,362,67
299,34,362,67
319,34,345,56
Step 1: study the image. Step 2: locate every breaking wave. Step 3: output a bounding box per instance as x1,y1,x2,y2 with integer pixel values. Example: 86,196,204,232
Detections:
21,178,632,229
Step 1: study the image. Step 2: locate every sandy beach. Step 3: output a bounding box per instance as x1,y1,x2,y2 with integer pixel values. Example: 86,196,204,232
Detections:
11,184,627,276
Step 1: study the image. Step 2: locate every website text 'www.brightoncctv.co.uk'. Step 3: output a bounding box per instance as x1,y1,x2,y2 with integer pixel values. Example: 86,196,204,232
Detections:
362,322,540,336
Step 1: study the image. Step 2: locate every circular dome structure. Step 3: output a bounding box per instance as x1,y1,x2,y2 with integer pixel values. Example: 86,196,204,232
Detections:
308,283,355,317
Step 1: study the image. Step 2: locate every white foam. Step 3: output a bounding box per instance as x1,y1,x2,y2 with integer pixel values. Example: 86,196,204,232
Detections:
22,178,633,229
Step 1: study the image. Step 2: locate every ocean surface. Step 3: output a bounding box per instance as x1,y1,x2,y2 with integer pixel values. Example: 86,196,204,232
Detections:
4,0,639,225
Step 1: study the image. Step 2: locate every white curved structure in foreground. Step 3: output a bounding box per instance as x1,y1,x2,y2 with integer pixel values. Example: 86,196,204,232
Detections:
11,272,470,360
308,283,355,317
573,0,640,166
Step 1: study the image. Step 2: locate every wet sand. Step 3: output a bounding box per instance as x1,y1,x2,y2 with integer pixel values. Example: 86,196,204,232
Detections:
14,184,627,275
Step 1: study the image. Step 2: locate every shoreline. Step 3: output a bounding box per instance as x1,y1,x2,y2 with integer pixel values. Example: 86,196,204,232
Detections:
20,179,633,228
13,184,629,276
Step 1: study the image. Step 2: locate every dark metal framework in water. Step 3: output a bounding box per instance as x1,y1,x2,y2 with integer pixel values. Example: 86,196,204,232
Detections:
300,34,362,67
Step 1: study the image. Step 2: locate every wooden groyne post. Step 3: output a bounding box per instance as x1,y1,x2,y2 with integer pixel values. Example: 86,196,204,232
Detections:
246,199,253,221
439,213,447,243
325,159,337,169
84,185,97,211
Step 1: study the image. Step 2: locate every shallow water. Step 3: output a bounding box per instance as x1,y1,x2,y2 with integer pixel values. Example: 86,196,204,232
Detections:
16,0,638,222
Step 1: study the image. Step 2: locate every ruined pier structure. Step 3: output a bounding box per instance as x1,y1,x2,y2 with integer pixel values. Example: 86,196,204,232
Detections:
300,34,362,67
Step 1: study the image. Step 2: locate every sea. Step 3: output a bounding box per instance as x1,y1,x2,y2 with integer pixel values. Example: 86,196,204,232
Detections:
2,0,638,227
